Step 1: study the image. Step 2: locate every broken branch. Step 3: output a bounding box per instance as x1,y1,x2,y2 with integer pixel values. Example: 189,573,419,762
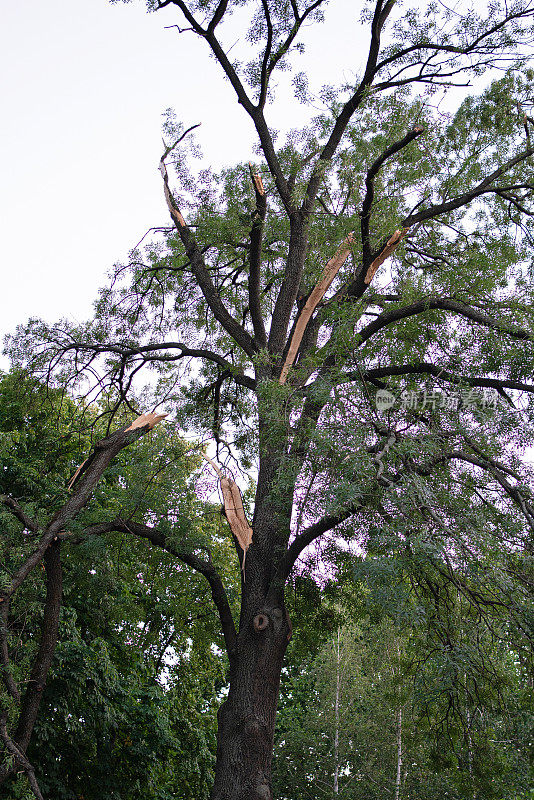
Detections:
364,227,408,285
202,454,253,572
279,232,354,384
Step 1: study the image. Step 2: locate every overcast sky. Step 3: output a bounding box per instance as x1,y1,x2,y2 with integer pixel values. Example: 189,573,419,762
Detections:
1,0,369,352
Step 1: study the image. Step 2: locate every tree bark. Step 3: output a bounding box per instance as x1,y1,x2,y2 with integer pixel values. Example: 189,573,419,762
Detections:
210,597,291,800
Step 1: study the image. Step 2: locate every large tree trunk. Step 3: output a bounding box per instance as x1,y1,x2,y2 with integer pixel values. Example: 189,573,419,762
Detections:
210,511,292,798
209,419,293,800
210,606,290,800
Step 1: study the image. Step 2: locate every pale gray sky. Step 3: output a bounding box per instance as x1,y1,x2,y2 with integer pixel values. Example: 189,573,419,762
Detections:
1,0,366,348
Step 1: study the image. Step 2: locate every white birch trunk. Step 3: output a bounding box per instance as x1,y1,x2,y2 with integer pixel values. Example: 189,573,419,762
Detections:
333,627,340,796
394,705,402,800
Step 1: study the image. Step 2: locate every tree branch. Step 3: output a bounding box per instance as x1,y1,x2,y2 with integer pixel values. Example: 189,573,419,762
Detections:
111,518,238,661
303,0,397,212
0,601,20,703
0,415,166,603
163,1,291,207
159,156,258,358
356,298,532,346
278,499,364,581
13,540,62,753
248,164,268,347
267,213,310,356
0,496,39,533
360,126,425,266
402,146,534,228
50,340,256,391
0,713,44,800
257,0,325,110
374,5,534,75
329,362,534,395
207,0,229,33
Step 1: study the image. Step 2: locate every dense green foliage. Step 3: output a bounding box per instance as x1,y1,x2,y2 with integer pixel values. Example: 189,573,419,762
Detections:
0,372,238,799
275,569,533,799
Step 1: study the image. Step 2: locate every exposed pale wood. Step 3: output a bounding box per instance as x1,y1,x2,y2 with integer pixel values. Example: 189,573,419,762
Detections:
364,227,408,285
68,414,166,489
159,160,186,227
202,454,253,571
125,412,168,432
201,452,224,478
279,232,354,384
67,458,88,490
220,476,253,571
249,162,265,196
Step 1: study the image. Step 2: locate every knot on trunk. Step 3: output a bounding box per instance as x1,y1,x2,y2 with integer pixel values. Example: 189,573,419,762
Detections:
253,613,269,631
255,783,271,800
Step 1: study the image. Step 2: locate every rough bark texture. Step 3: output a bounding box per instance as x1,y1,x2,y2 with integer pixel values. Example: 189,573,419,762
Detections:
210,445,293,800
211,604,290,800
14,541,62,752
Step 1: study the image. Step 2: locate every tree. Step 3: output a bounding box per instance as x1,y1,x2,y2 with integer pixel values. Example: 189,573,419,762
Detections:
4,1,534,798
0,371,237,797
274,577,533,799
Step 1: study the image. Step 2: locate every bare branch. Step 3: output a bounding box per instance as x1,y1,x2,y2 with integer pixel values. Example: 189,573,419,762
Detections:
328,362,534,395
159,156,258,358
356,298,532,346
278,499,364,581
48,339,256,391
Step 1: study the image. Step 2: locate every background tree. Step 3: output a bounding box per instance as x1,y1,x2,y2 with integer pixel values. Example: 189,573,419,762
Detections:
274,566,533,800
4,1,534,798
0,371,238,798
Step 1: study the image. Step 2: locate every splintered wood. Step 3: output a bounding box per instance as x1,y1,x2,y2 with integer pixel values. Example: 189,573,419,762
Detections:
220,476,254,571
364,227,408,285
279,232,354,384
68,413,167,489
159,161,186,228
67,459,88,490
202,454,253,574
249,162,265,196
125,412,168,432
